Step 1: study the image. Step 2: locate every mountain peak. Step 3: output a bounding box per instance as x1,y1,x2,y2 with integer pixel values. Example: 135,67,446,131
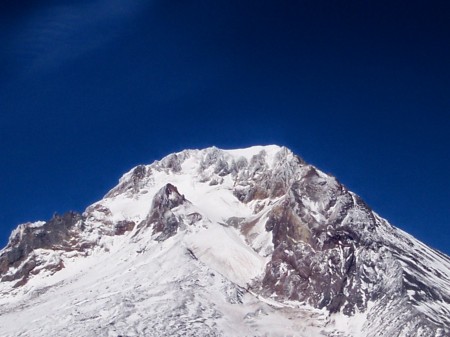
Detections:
0,145,449,337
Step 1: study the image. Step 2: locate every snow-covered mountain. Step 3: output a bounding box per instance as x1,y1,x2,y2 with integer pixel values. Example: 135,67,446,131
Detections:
1,145,449,337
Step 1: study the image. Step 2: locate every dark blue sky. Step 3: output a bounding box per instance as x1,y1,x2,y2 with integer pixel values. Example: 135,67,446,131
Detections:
0,1,448,254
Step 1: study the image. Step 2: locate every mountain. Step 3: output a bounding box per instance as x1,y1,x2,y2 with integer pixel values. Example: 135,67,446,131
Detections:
0,145,449,337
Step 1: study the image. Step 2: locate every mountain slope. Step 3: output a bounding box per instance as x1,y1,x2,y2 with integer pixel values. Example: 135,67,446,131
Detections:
0,145,449,337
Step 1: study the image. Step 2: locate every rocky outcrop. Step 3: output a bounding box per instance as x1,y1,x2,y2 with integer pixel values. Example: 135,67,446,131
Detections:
105,165,154,198
137,183,187,241
0,209,138,286
257,166,401,315
0,212,85,286
114,220,136,236
256,165,450,335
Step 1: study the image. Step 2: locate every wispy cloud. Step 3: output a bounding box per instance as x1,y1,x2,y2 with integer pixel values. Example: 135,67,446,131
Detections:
5,0,148,77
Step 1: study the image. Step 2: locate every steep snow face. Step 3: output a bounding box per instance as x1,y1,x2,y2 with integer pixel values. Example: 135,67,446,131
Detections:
0,145,449,337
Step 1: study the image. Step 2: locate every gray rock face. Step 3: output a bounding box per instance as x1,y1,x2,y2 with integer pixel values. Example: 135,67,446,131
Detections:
0,212,85,286
248,165,450,336
0,209,137,286
257,168,370,311
114,220,136,236
138,183,187,241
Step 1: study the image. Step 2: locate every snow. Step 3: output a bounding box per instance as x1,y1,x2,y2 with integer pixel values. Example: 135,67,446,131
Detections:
184,224,267,287
330,307,369,336
0,222,326,337
223,144,283,167
27,221,46,228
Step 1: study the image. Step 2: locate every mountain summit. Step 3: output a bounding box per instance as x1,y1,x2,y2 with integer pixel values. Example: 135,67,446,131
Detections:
1,145,449,336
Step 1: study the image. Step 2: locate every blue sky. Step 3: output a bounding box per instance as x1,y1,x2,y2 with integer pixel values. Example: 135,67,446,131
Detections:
0,0,449,254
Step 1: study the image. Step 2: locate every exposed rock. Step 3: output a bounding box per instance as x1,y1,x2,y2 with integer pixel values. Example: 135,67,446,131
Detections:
138,183,187,241
0,211,84,284
105,165,154,198
186,212,203,225
259,173,394,315
114,221,136,236
159,154,183,173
